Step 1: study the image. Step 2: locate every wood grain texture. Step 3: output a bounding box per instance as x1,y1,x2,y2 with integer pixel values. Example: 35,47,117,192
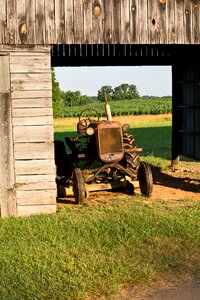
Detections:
45,0,55,44
12,90,52,99
12,108,52,117
12,98,52,108
15,159,56,176
17,205,57,216
175,0,184,44
15,181,56,191
120,0,130,44
11,73,52,91
26,0,36,44
35,0,45,44
83,0,93,43
167,0,175,44
16,175,56,184
0,0,6,43
14,142,54,159
0,46,56,217
16,0,27,44
65,0,74,44
139,0,148,44
10,55,50,73
12,116,53,126
103,0,113,43
184,0,192,44
0,55,17,217
0,0,200,44
17,190,57,205
13,125,53,142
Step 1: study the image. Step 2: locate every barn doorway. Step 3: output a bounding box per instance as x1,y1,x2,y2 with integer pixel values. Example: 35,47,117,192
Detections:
53,65,172,165
51,44,200,203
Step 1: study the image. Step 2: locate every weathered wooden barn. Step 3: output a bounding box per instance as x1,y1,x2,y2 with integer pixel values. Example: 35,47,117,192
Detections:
0,0,200,217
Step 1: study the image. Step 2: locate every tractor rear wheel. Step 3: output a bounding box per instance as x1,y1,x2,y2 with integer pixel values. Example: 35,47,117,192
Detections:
123,134,140,169
138,162,153,197
72,168,86,204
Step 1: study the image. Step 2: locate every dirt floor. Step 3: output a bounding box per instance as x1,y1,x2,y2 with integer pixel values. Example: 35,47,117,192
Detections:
57,162,200,207
152,162,200,201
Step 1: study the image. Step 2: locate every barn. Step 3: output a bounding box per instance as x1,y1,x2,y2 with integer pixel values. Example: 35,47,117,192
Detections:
0,0,200,217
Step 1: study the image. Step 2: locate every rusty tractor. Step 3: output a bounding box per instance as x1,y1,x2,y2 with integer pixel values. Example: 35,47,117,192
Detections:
54,93,153,203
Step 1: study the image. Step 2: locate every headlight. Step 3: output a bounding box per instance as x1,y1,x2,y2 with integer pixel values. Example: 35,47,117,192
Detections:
122,123,130,133
86,127,94,136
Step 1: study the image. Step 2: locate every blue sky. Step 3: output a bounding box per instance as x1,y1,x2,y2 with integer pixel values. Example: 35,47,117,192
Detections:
55,66,172,97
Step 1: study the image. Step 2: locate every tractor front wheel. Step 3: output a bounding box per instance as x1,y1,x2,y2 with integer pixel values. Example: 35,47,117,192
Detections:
138,162,153,197
72,168,86,204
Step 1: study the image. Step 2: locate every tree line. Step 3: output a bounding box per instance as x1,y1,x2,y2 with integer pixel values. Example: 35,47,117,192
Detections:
52,68,141,118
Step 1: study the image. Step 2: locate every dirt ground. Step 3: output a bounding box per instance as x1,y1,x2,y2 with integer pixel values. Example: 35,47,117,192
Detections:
57,162,200,207
152,162,200,201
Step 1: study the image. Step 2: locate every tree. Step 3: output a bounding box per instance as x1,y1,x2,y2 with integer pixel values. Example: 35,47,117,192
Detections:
112,83,140,100
97,85,113,102
62,90,91,106
52,68,64,117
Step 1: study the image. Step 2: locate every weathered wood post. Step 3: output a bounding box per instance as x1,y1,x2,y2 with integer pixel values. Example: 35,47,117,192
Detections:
0,53,17,217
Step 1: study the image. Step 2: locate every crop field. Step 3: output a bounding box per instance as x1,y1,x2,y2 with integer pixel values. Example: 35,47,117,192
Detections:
60,97,172,118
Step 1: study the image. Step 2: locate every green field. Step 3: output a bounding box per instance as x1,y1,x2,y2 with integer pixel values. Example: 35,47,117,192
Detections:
59,97,172,118
0,114,199,300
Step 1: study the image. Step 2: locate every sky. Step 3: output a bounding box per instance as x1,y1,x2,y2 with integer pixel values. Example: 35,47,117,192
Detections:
55,66,172,97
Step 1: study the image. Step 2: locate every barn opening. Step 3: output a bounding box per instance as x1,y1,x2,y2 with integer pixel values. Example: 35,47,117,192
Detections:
53,65,172,166
51,43,200,165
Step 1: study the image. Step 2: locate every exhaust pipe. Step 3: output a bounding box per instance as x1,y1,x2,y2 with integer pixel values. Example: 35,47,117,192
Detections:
104,92,112,121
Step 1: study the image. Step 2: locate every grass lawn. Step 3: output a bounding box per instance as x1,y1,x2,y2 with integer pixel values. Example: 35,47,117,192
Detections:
0,114,199,300
0,199,200,299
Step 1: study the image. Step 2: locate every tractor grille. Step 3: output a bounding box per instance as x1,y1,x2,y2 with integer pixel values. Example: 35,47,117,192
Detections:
99,128,123,154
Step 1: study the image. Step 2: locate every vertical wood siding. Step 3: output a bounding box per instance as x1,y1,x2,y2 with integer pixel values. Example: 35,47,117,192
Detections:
0,54,17,217
0,45,57,217
0,0,200,45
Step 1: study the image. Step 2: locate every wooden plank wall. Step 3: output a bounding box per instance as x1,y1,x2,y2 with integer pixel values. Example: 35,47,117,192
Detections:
0,0,200,45
0,45,57,217
0,53,17,217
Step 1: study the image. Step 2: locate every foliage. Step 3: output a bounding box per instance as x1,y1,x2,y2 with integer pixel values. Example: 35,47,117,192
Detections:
112,83,140,100
97,84,140,102
52,68,64,118
57,97,172,118
97,85,113,102
61,90,92,107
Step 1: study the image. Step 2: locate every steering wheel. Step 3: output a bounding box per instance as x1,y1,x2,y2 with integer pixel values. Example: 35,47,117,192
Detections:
77,109,101,134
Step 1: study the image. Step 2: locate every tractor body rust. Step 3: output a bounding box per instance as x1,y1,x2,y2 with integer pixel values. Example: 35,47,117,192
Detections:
55,95,153,203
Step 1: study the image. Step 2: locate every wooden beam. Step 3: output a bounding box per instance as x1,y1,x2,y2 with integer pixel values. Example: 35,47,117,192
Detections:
0,55,17,217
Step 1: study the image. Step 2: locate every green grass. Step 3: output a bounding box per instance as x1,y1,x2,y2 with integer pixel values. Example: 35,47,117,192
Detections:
0,199,200,299
1,114,199,299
